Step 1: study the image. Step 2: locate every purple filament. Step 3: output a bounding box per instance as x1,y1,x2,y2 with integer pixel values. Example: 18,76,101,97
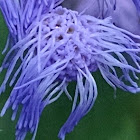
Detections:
0,5,140,140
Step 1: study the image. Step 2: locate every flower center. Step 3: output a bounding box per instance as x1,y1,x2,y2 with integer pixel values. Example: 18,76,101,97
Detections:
36,6,98,81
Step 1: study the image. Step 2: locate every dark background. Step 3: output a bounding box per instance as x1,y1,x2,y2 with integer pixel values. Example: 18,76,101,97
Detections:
0,12,140,140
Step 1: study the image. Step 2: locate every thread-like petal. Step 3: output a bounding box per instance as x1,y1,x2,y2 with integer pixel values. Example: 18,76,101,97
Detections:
0,5,140,140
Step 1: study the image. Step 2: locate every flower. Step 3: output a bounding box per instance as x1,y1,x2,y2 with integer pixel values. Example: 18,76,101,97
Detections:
0,1,140,140
63,0,116,18
0,0,64,43
132,0,140,13
111,0,140,35
67,0,140,35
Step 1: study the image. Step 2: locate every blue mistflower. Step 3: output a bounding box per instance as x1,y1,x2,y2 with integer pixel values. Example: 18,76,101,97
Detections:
0,1,140,140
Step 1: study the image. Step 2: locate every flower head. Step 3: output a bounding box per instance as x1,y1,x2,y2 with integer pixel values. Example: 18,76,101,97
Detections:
0,1,140,140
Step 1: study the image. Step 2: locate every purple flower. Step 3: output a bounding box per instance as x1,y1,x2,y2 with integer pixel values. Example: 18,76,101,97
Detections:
0,0,64,42
68,0,140,35
0,1,140,140
132,0,140,13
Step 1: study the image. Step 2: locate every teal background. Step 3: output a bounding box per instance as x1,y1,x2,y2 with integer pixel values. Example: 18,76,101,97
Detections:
0,12,140,140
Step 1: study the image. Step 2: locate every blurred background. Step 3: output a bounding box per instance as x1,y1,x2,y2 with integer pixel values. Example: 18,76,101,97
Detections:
0,1,140,140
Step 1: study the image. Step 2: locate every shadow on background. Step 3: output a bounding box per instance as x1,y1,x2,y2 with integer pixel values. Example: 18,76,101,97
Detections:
0,12,140,140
